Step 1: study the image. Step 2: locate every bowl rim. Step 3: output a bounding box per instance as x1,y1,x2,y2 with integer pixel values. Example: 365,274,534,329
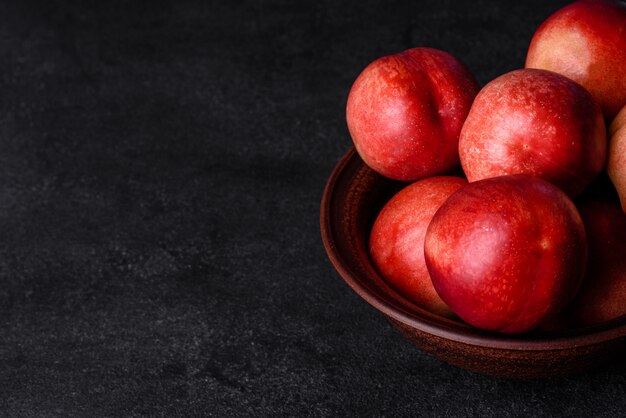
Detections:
321,147,626,351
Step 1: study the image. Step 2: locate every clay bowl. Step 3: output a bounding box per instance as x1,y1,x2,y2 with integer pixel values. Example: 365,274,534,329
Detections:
320,147,626,379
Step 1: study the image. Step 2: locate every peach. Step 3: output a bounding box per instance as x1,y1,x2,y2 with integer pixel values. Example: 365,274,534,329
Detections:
369,176,467,317
347,47,479,181
459,68,606,198
424,175,587,334
525,0,626,121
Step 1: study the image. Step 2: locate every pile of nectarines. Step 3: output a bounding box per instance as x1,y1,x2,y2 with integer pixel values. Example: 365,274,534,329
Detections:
347,0,626,334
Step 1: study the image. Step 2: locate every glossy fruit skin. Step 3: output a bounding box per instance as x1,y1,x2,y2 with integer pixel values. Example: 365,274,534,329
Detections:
459,68,606,198
424,175,587,334
525,0,626,121
607,105,626,213
346,47,479,182
369,176,467,317
567,198,626,327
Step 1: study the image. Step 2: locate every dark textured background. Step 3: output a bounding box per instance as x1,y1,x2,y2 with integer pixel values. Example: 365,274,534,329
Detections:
1,0,625,416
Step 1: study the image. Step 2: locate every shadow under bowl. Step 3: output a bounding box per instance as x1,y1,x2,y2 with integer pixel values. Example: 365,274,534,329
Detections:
320,147,626,379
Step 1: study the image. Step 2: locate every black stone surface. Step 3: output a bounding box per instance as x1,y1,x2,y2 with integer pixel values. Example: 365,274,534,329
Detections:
1,0,625,416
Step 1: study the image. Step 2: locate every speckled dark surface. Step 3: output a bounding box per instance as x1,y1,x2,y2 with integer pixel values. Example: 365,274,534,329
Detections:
1,0,625,416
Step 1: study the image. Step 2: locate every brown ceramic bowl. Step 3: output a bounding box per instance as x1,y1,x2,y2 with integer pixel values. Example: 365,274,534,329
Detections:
320,147,626,379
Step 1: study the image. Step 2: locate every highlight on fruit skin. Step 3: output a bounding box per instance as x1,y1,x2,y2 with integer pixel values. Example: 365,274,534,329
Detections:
346,47,479,182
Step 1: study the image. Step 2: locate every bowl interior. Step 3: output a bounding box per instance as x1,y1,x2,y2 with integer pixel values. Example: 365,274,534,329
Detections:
320,147,626,351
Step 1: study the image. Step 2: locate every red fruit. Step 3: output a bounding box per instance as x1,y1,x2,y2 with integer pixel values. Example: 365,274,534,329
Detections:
370,176,467,317
424,175,587,334
568,199,626,326
607,105,626,212
526,0,626,120
459,68,606,198
346,47,479,181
